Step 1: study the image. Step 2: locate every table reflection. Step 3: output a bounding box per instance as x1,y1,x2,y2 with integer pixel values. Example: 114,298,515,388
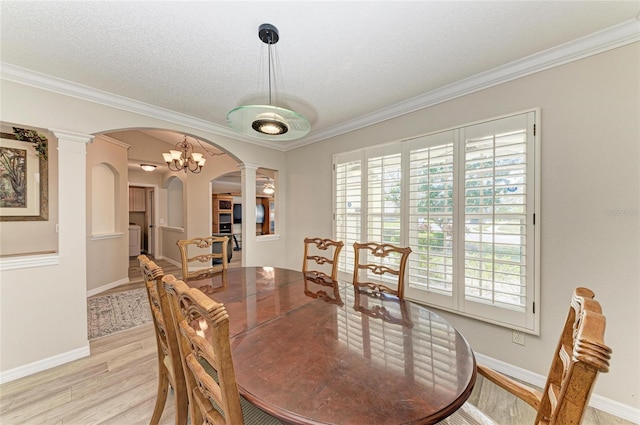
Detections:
303,274,344,306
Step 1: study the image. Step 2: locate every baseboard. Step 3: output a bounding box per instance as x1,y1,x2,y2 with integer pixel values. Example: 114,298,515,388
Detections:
475,352,640,424
0,344,90,385
86,277,130,297
157,255,181,269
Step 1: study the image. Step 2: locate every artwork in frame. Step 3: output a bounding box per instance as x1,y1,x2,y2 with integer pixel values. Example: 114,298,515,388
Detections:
0,128,48,221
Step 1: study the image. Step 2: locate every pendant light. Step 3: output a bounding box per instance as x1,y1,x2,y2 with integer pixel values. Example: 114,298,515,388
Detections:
227,23,310,141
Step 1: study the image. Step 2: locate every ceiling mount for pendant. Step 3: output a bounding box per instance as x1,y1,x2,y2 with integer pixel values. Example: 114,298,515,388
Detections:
258,23,279,45
227,23,310,141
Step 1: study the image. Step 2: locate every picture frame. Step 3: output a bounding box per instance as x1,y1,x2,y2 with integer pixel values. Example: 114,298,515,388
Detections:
0,130,48,221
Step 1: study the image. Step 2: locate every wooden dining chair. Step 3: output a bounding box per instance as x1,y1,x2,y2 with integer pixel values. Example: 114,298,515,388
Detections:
177,235,229,282
302,237,344,286
162,274,283,425
352,241,412,299
439,287,611,425
137,255,188,425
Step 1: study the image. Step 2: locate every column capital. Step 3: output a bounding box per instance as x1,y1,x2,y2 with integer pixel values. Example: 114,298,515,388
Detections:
238,163,259,171
50,129,94,144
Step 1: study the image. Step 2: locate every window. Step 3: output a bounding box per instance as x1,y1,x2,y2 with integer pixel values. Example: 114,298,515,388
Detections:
334,110,540,333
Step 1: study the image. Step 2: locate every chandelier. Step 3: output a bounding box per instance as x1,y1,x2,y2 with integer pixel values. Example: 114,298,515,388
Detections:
227,23,310,141
263,182,275,195
162,135,206,174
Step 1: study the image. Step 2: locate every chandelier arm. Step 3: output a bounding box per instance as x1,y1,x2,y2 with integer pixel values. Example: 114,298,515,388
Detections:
188,159,199,173
195,139,225,157
167,160,182,172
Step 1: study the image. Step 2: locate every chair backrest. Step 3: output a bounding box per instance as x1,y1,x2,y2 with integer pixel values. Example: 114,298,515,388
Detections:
162,274,244,425
536,287,611,425
177,236,229,281
302,237,344,286
136,255,186,401
352,242,412,299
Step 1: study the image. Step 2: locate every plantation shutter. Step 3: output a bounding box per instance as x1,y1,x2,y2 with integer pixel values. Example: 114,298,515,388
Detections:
404,131,456,308
459,112,536,329
333,110,539,332
366,146,403,245
334,152,363,280
363,145,403,284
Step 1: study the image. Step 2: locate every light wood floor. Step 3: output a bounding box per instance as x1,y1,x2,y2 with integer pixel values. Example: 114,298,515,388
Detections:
0,323,173,425
0,251,633,425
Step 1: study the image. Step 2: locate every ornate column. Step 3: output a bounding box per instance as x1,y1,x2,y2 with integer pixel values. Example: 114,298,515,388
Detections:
51,129,93,318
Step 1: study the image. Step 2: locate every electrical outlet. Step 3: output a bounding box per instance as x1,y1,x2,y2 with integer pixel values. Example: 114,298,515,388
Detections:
512,330,525,346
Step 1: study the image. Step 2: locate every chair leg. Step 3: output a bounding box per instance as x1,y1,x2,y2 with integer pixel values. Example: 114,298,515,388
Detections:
149,367,170,425
174,381,189,425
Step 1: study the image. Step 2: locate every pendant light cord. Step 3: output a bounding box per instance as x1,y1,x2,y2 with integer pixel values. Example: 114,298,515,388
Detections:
268,42,273,106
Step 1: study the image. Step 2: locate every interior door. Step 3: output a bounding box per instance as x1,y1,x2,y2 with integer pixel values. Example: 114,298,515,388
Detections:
145,188,155,256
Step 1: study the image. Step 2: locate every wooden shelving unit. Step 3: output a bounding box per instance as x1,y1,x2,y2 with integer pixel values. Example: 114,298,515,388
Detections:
212,194,233,234
129,187,146,212
257,196,273,235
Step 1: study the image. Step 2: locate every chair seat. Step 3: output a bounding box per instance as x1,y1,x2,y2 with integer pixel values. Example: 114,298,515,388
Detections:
200,356,282,424
238,396,283,425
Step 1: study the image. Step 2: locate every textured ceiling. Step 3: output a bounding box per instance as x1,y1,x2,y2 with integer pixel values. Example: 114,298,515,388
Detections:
1,1,639,150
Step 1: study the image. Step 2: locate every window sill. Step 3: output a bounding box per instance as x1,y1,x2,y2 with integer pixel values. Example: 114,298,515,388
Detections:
161,226,184,233
256,234,280,242
0,252,60,271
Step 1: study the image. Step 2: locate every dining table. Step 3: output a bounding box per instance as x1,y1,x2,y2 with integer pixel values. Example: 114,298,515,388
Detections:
185,266,477,425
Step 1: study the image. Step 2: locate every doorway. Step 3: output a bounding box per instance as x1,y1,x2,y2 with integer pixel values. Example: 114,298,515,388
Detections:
128,184,158,257
145,187,155,256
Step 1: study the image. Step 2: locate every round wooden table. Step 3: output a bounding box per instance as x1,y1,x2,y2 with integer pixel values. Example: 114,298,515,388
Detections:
187,266,476,425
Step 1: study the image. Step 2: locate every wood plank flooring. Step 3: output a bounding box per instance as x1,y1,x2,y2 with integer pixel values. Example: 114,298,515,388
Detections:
0,324,173,425
0,252,633,425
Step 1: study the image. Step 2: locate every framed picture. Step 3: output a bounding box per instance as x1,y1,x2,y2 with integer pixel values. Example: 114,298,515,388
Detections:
0,130,48,221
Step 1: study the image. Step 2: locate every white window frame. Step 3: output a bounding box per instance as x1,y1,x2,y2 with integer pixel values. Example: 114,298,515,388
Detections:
333,109,541,334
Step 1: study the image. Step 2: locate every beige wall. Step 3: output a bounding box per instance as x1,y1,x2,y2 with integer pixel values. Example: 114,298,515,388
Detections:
86,135,130,293
285,43,640,410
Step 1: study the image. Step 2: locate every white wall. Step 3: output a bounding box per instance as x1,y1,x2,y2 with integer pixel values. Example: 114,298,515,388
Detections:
284,43,640,412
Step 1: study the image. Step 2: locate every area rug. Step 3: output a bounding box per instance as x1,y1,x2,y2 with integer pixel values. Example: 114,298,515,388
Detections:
87,288,152,340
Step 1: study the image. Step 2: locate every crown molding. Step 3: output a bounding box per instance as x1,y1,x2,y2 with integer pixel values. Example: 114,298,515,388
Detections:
286,18,640,150
0,63,288,152
1,19,638,152
96,134,132,150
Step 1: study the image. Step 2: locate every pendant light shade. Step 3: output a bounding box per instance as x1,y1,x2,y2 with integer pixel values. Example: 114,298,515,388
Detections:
227,23,310,141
